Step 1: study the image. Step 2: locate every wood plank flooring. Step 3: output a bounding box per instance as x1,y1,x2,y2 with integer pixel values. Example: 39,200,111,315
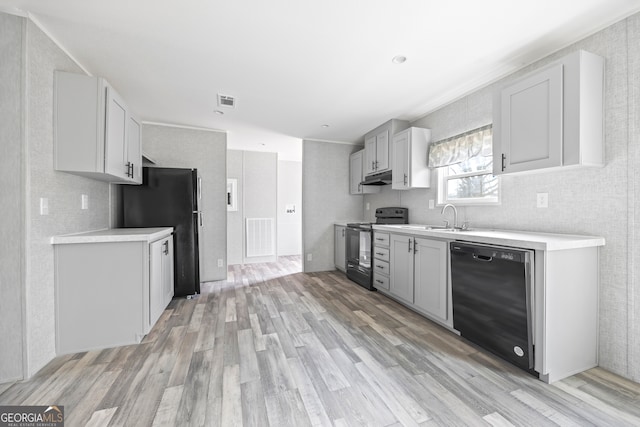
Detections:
2,255,640,426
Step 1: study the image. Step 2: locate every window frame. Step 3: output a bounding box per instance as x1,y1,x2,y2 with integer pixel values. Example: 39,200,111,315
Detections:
436,165,501,207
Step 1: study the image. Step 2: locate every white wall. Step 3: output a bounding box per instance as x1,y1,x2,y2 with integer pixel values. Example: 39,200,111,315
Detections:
226,150,278,265
139,124,228,282
0,13,26,383
6,16,113,381
277,160,302,256
365,13,640,382
302,140,363,272
226,150,244,265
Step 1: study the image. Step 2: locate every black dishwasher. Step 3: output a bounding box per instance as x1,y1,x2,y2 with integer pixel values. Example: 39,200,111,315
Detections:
450,242,535,372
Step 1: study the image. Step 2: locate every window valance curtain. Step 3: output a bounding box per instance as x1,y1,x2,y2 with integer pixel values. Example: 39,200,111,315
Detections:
427,124,493,168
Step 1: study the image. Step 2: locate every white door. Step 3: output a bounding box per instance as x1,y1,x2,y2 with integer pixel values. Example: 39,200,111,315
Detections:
389,234,414,304
414,238,448,322
334,226,346,271
104,85,128,180
392,130,409,190
364,136,377,175
162,236,174,306
376,130,390,172
350,151,363,194
499,63,564,174
127,116,142,184
149,239,164,328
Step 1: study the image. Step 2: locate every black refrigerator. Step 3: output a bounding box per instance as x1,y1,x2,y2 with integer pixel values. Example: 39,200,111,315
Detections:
121,167,201,297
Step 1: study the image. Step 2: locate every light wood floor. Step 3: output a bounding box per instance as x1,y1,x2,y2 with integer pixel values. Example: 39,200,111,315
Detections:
2,256,640,426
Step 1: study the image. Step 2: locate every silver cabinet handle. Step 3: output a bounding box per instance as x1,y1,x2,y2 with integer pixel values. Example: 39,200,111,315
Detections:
163,240,169,255
342,229,345,237
198,177,202,200
408,238,412,252
376,252,384,256
404,173,407,186
199,212,203,227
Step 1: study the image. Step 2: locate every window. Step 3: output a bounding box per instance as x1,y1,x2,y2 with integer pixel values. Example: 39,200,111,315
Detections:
429,125,500,206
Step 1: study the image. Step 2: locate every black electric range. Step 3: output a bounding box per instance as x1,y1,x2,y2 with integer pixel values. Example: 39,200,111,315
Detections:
345,207,408,290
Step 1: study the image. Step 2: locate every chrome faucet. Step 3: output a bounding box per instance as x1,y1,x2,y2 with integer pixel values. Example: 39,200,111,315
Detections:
441,203,458,229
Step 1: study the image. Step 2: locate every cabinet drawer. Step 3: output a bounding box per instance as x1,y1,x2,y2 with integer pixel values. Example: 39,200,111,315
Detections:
373,232,390,246
374,246,390,262
373,273,389,291
373,259,390,275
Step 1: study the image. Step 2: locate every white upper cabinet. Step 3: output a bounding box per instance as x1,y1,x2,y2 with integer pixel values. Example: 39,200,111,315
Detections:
128,116,143,184
493,50,604,175
392,127,432,190
363,119,409,176
350,150,380,194
54,71,142,184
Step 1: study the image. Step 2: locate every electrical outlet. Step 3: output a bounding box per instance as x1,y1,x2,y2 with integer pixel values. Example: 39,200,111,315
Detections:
307,253,312,262
428,199,435,209
366,202,370,211
81,194,89,210
217,259,223,267
536,192,549,208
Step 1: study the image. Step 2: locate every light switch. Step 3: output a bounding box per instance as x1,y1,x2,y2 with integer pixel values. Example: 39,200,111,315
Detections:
428,199,435,209
81,194,89,210
536,192,549,208
40,197,49,215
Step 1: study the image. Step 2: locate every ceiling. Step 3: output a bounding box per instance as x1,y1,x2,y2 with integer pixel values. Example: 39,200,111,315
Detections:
3,0,640,160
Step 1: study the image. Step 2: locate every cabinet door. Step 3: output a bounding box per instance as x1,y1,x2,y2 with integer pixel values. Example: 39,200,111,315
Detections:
414,238,448,322
392,130,409,190
335,226,346,271
104,85,129,180
128,116,142,184
376,130,390,171
350,151,363,194
499,63,563,174
149,239,164,328
364,136,377,175
389,234,414,304
163,236,174,306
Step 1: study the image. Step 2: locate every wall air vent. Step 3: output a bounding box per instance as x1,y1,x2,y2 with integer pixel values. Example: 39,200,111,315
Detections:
217,94,236,108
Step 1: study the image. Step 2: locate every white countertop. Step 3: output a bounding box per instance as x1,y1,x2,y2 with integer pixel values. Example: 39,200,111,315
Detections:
372,224,605,251
334,220,364,227
51,227,174,245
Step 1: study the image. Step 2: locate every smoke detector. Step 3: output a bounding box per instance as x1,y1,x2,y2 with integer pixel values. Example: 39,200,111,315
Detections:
217,94,236,108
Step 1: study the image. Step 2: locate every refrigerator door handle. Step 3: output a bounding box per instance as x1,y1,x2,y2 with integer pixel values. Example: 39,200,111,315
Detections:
197,177,202,201
194,211,203,227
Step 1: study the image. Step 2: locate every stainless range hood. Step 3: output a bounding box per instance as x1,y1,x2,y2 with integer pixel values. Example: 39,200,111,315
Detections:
361,170,392,186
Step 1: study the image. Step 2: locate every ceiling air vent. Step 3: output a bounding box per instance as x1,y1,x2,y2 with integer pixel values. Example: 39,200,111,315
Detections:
217,94,236,108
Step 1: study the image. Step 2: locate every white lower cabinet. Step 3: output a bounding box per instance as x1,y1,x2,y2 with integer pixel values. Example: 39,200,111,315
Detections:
388,233,451,326
413,238,448,323
149,235,174,327
373,232,390,291
334,225,346,271
389,234,415,304
53,229,174,354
